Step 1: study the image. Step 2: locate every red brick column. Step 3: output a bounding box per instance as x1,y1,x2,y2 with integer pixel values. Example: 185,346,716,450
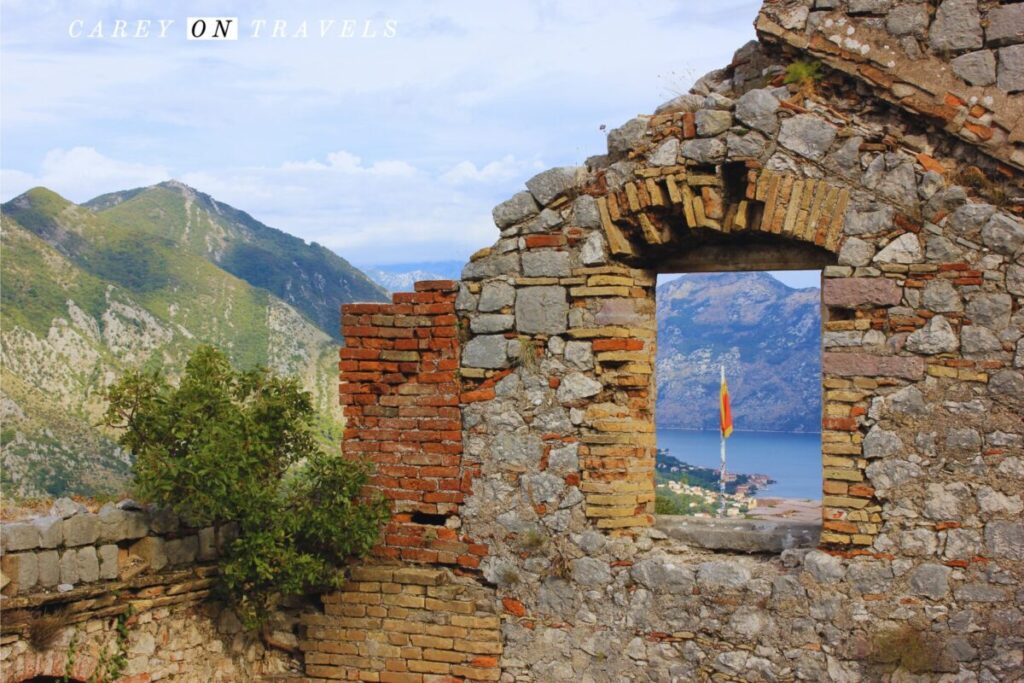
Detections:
340,281,484,568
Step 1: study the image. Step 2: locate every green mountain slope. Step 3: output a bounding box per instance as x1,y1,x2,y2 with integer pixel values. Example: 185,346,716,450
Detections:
1,184,382,498
85,181,388,340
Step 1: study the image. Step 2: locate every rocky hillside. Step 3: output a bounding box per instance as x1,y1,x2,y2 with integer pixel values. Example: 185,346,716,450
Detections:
656,272,821,433
1,184,387,498
86,181,387,339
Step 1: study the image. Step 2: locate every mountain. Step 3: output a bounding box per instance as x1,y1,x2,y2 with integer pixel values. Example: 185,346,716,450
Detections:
0,183,386,498
85,181,388,340
656,272,821,433
363,261,464,293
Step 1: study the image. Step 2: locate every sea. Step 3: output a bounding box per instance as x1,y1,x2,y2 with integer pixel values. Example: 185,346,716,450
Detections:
656,428,822,500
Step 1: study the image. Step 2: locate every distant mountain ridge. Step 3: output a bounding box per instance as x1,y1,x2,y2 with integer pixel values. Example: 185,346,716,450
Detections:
656,272,821,433
363,261,464,293
86,181,388,339
1,182,386,497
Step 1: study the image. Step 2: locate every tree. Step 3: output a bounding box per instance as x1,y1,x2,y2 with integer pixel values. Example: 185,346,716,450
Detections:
104,345,388,627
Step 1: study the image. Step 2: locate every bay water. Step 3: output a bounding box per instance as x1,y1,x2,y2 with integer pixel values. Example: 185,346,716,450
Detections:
656,429,822,500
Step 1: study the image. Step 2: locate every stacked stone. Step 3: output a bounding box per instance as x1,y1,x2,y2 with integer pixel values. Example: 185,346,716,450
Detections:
2,569,293,683
339,282,485,569
757,0,1024,171
301,565,501,682
0,499,232,596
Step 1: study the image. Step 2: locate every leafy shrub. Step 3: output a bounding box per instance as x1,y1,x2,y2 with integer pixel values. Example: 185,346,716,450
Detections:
104,345,388,627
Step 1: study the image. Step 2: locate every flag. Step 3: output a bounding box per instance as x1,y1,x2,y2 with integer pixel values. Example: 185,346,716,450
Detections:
719,366,733,439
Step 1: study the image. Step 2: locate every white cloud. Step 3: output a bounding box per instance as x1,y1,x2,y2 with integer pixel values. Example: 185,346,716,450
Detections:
281,150,417,177
440,155,544,185
179,150,506,264
1,147,170,202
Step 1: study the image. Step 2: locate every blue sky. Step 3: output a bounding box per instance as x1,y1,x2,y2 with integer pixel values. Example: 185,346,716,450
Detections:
0,0,818,288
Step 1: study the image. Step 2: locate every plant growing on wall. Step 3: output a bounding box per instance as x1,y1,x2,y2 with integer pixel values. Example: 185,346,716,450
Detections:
104,345,389,628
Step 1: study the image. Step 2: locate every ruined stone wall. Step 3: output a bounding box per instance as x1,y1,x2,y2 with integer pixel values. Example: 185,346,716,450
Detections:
0,502,296,682
339,280,486,570
440,8,1021,678
300,565,501,682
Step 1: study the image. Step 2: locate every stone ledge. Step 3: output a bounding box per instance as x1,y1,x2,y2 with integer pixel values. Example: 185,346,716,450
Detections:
655,515,821,554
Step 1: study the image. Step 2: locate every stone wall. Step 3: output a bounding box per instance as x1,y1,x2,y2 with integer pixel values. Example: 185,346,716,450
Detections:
301,565,501,682
0,500,297,682
322,1,1023,678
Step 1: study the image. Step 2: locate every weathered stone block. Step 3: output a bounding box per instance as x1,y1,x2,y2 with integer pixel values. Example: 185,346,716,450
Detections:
37,550,60,587
695,110,732,137
696,561,751,589
908,563,950,599
525,167,580,206
986,4,1024,47
76,546,99,583
906,315,959,355
1,522,40,552
631,558,695,594
822,278,901,307
98,544,118,580
515,286,568,334
123,511,149,540
985,520,1024,559
822,352,924,379
564,341,594,370
131,536,168,572
680,138,726,164
493,191,539,228
997,45,1024,93
470,314,515,334
1,552,38,592
607,117,649,155
570,195,600,229
463,335,509,369
97,504,129,543
951,50,997,86
522,251,570,278
778,114,836,160
873,233,921,264
462,253,520,280
966,293,1012,330
491,432,542,471
735,88,779,135
929,0,983,52
556,372,603,403
922,279,962,313
62,513,99,547
844,205,894,236
166,536,199,565
59,549,78,585
33,516,62,549
647,138,680,166
570,557,611,586
886,3,928,36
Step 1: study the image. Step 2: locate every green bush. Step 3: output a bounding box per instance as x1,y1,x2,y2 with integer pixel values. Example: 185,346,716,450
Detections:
104,345,388,627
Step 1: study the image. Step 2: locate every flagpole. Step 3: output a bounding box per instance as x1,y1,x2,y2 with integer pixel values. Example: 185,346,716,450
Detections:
719,364,726,519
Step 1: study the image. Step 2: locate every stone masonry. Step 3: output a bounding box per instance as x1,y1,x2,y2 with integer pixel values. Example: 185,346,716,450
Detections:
4,1,1022,681
0,500,297,682
324,0,1023,680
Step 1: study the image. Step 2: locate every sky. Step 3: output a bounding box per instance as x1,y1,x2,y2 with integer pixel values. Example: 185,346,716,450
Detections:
0,0,818,289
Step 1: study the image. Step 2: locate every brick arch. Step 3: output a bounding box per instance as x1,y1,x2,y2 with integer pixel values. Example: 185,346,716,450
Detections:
591,164,848,267
3,649,99,683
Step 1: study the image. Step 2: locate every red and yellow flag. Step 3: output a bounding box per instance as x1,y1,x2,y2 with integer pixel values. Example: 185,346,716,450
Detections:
719,369,733,439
